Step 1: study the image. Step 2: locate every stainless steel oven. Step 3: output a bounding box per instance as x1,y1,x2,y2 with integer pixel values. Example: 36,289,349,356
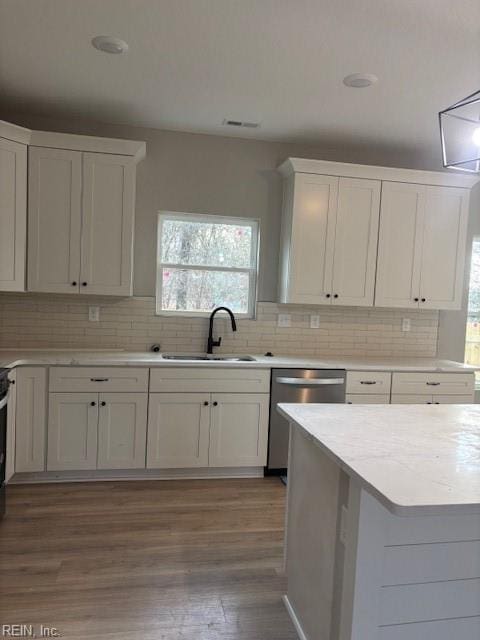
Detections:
0,369,9,519
267,368,346,472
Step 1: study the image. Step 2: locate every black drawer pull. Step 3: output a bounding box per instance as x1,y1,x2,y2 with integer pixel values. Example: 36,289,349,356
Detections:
360,381,377,385
91,378,109,382
426,382,440,386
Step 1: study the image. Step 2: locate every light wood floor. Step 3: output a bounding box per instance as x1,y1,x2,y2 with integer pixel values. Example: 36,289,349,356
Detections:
0,478,296,639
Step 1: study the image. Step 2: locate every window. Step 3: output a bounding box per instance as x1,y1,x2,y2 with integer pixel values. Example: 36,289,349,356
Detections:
156,212,259,316
465,238,480,375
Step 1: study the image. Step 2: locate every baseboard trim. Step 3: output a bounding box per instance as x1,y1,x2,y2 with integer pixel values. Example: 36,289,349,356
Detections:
11,466,265,484
283,595,308,640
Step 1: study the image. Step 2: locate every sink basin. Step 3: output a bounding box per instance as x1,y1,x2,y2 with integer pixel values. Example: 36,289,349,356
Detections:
161,354,256,362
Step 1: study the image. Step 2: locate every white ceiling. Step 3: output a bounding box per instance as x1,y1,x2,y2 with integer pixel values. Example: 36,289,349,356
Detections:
1,0,479,156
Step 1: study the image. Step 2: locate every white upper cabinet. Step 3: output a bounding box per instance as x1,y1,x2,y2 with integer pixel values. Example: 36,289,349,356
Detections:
376,182,469,310
279,172,380,306
278,159,476,312
331,177,380,306
28,147,82,293
0,136,27,291
26,130,145,296
81,153,136,295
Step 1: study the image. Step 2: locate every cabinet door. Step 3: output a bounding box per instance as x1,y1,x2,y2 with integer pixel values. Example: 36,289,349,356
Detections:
47,393,98,471
432,395,474,404
28,147,82,293
331,177,381,306
0,137,27,291
147,393,210,468
97,393,147,469
375,182,425,308
418,186,469,310
285,174,338,304
80,153,135,296
209,393,269,467
15,367,47,472
5,370,16,483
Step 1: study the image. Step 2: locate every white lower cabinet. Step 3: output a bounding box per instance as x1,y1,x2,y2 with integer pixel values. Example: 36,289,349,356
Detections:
391,394,473,404
147,392,269,469
15,367,47,472
209,393,269,467
147,393,210,468
48,392,147,471
97,393,147,469
48,393,98,471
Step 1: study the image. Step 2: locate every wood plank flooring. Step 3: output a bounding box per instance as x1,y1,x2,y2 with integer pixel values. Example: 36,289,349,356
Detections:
0,478,296,639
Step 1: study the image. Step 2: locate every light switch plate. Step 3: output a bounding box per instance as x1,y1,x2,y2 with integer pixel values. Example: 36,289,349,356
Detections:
401,318,411,332
278,313,291,328
89,306,100,322
310,315,320,329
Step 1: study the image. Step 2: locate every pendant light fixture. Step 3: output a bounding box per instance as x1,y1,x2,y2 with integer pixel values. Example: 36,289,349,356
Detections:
439,89,480,172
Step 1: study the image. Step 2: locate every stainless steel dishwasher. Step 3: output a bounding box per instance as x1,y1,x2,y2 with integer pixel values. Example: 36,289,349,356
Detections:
267,369,346,472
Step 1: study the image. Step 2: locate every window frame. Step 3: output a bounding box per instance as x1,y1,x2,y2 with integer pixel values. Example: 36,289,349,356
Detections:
156,211,259,318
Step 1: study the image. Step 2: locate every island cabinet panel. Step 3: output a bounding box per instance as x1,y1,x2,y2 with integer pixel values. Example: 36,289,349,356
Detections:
97,393,147,469
378,617,480,640
146,393,210,468
339,487,480,640
0,136,27,291
14,367,47,472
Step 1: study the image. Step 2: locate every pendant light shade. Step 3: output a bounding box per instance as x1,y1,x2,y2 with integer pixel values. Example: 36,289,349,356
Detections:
439,90,480,172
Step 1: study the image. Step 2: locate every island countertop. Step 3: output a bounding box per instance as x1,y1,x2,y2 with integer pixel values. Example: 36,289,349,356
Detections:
278,403,480,516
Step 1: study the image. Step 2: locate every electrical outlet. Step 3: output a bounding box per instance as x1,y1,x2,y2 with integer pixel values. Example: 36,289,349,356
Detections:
310,315,320,329
277,313,291,328
402,318,411,332
89,306,100,322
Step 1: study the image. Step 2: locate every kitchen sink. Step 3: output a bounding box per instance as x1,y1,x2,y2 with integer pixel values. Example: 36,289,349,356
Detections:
161,354,256,362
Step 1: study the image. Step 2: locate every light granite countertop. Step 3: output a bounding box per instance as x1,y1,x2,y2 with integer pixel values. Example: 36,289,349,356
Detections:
278,403,480,516
0,349,476,372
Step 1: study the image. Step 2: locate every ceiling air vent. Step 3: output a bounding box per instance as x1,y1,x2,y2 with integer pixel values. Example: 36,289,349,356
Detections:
222,119,260,129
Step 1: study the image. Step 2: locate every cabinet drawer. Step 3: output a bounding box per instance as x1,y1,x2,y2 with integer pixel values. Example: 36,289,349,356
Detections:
49,367,149,392
391,372,474,396
346,394,390,404
149,367,270,393
346,371,391,394
391,394,473,404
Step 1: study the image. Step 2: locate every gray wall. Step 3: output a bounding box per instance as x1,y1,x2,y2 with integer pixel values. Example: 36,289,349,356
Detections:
1,111,442,300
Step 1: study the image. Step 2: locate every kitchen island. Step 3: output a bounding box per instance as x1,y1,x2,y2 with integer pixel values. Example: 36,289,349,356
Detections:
278,403,480,640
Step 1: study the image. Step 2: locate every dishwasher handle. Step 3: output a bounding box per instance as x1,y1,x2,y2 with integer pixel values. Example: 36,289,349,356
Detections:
275,377,345,386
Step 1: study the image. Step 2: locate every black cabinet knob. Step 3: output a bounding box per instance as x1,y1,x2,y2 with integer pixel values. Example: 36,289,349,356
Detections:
72,281,77,286
213,401,218,406
82,282,87,287
414,297,419,302
326,293,331,298
101,401,106,406
90,401,96,407
333,294,338,299
421,298,426,302
203,401,209,406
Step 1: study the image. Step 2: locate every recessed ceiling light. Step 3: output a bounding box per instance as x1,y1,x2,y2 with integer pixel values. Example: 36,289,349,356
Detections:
91,35,129,54
343,73,378,88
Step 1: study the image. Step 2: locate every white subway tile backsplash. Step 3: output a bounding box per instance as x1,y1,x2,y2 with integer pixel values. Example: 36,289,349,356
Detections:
0,294,439,357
